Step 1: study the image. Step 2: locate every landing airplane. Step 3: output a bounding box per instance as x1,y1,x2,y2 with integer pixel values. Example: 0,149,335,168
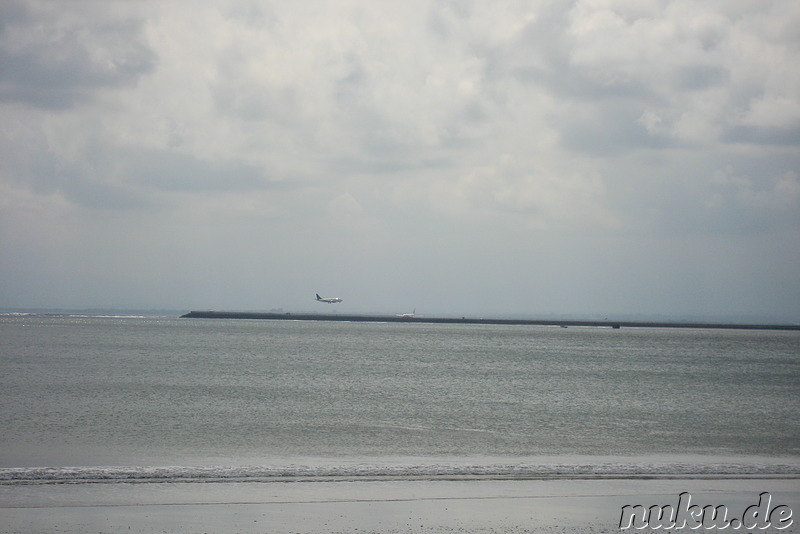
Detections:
397,309,416,318
316,293,343,304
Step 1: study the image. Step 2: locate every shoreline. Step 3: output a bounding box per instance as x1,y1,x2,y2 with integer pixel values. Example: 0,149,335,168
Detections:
180,310,800,331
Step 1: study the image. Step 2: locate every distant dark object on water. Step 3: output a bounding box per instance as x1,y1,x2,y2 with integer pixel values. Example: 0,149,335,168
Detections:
179,311,799,331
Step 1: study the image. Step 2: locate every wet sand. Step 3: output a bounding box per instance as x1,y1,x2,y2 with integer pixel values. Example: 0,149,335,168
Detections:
2,477,798,533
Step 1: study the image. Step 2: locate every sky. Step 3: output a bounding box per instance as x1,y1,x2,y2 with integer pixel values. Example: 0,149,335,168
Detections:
1,0,799,322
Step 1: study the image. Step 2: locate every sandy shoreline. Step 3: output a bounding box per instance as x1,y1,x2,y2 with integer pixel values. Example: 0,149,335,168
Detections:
2,477,798,533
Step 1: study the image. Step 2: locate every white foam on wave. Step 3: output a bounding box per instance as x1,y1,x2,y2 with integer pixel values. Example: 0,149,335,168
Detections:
2,459,799,485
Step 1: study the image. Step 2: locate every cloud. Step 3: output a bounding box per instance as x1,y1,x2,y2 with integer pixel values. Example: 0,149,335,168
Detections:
705,168,800,233
0,0,155,109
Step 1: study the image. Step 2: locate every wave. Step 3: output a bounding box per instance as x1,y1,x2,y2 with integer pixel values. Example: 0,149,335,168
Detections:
3,461,799,486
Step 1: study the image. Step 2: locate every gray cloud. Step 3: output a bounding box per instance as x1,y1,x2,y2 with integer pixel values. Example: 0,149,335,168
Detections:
557,102,678,155
125,149,269,193
0,1,155,109
723,124,800,146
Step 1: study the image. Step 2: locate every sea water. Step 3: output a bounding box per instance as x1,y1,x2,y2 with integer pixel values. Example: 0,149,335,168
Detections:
1,314,798,484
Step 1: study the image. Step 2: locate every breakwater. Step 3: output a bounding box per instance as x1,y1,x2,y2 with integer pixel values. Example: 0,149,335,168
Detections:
179,311,800,330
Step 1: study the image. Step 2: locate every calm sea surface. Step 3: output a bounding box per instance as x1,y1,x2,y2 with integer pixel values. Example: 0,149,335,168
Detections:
1,314,798,483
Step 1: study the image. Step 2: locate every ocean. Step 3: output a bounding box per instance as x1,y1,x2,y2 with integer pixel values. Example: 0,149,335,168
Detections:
1,314,799,485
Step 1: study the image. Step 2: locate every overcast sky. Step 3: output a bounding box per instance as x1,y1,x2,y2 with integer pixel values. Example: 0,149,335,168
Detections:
1,0,798,321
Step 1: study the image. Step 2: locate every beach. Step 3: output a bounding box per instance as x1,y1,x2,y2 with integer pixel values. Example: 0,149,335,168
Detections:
2,476,798,533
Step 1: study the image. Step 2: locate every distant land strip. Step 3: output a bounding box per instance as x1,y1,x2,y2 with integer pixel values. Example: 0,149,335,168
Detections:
180,311,800,331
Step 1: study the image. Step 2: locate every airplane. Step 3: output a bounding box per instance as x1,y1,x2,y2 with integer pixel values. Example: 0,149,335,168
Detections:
397,309,416,318
316,293,343,304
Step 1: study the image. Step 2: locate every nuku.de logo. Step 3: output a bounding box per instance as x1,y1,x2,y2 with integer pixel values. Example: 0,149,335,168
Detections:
619,492,793,530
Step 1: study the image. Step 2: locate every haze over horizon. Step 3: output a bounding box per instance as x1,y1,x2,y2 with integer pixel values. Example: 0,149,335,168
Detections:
1,1,799,323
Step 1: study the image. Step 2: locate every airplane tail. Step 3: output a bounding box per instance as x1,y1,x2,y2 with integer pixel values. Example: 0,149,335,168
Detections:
316,293,322,300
